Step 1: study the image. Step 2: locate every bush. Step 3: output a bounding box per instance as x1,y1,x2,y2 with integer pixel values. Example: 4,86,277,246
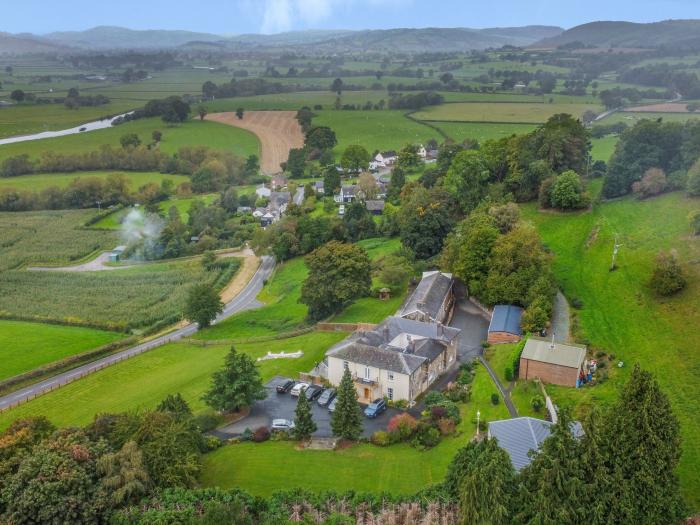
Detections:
412,424,441,450
531,395,545,412
436,418,456,436
204,435,222,451
650,251,686,296
252,426,271,442
445,384,470,403
240,428,253,442
570,297,584,309
504,366,514,382
194,413,223,432
491,393,500,405
430,405,448,421
371,431,391,446
387,413,418,442
632,168,667,199
424,391,445,407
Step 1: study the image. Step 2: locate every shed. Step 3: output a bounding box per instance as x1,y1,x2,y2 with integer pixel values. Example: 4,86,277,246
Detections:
378,288,391,301
488,305,524,344
519,337,587,387
365,200,385,215
108,245,126,263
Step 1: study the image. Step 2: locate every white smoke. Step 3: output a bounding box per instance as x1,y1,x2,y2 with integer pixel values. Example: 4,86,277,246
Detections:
120,208,164,260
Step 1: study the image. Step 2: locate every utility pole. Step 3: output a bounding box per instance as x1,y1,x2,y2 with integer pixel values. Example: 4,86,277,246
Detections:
610,235,621,271
96,200,102,213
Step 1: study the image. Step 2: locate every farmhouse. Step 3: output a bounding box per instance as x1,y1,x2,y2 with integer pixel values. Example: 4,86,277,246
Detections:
326,316,460,404
399,271,455,324
488,417,583,470
519,337,587,387
488,305,524,344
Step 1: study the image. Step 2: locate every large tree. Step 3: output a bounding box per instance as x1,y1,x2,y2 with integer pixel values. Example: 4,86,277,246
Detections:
331,368,363,440
340,145,370,173
184,283,223,328
97,440,150,507
285,148,306,179
398,186,457,259
292,390,317,440
305,126,337,151
300,241,371,320
202,346,266,413
323,166,341,197
444,150,491,213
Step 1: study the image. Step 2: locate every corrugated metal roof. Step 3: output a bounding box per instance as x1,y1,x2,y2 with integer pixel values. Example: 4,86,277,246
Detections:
488,305,523,335
521,337,586,369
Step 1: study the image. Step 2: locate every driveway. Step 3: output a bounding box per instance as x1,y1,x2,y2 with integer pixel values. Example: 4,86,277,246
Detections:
550,291,570,342
449,298,490,362
214,376,397,439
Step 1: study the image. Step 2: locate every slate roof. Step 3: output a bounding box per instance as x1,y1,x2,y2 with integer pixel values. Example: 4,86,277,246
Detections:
399,271,453,321
521,337,587,369
489,417,584,470
365,200,385,211
489,305,524,335
366,316,460,346
381,150,397,158
341,185,357,195
328,341,426,375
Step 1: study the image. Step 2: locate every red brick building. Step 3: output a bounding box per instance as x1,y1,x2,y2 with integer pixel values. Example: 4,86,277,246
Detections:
519,337,587,387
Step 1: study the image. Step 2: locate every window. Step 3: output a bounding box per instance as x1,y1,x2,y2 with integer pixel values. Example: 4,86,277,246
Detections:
387,387,393,400
364,367,370,379
388,372,394,381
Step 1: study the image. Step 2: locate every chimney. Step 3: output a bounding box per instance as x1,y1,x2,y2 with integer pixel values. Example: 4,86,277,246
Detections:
383,325,390,342
437,322,444,337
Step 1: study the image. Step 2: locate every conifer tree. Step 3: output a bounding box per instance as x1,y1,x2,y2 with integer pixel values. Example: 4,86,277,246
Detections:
331,368,363,440
292,389,317,441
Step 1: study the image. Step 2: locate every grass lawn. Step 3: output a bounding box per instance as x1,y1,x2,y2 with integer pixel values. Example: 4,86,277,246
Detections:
0,331,348,431
0,320,123,381
521,191,700,507
200,360,509,495
429,121,537,143
591,135,619,162
412,102,601,124
596,111,700,126
0,117,260,161
0,170,188,191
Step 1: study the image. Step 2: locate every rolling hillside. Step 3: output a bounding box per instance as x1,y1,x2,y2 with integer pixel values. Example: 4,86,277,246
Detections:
43,25,225,49
0,32,71,54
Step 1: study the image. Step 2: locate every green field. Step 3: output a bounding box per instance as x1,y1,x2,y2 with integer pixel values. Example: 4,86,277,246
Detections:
430,121,538,143
0,320,123,381
597,111,700,126
412,102,601,124
0,117,260,161
521,191,700,506
0,170,188,191
590,135,620,162
0,331,347,430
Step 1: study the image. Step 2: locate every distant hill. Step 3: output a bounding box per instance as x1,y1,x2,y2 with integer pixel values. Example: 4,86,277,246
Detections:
535,20,700,49
0,32,70,55
43,26,225,49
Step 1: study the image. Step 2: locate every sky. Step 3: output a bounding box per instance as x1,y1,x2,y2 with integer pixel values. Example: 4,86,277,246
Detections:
3,0,700,35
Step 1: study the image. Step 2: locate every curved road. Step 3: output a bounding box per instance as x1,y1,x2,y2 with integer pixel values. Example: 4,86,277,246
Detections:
0,255,275,412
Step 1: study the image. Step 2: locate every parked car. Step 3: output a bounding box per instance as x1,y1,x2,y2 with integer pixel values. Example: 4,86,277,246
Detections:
317,388,336,407
291,382,309,397
271,419,295,432
276,379,295,394
304,384,323,401
328,397,337,412
364,399,387,418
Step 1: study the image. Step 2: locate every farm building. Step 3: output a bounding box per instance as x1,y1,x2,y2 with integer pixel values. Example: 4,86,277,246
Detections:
488,305,524,344
108,246,126,263
488,417,583,470
399,271,455,324
519,337,587,387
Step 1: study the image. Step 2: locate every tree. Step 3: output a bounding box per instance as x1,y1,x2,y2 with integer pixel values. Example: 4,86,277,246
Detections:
285,148,306,178
649,250,686,296
220,187,239,213
444,150,491,213
156,393,193,420
10,89,25,102
549,170,588,210
357,172,379,200
440,72,454,84
689,209,700,235
331,368,363,440
184,283,223,328
236,107,244,120
397,144,420,171
151,130,162,143
398,187,456,259
632,167,667,199
300,241,371,320
331,78,344,95
387,167,405,201
340,145,370,173
120,133,141,149
202,346,266,413
687,158,700,196
292,390,317,440
343,200,376,241
97,440,150,507
197,105,208,121
305,126,337,151
323,166,341,197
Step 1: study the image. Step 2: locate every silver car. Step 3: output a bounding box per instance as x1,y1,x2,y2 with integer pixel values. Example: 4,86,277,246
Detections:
271,419,295,432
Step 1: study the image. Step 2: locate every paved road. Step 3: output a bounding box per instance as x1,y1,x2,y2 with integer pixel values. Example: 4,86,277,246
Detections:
550,290,570,343
28,251,135,272
0,255,275,412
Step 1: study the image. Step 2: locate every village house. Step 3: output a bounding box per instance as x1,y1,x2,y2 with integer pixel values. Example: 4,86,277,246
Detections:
417,144,427,159
326,316,460,404
313,180,324,195
335,184,358,203
374,150,397,167
488,305,524,344
519,337,588,387
255,185,272,198
365,200,385,215
399,271,455,324
270,175,288,189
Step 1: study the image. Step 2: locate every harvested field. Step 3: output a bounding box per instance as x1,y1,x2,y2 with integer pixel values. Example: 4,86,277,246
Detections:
624,102,696,113
206,111,303,175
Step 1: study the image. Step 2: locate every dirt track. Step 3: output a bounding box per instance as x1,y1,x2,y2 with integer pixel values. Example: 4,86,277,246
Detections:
205,111,304,175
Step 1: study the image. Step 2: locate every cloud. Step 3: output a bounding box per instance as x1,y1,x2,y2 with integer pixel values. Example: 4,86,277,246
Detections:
259,0,411,33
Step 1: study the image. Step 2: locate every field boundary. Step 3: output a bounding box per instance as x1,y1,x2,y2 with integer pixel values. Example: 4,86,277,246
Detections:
404,111,448,139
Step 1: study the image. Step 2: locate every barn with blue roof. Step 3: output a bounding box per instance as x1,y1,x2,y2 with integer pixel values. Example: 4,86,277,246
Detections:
488,305,524,344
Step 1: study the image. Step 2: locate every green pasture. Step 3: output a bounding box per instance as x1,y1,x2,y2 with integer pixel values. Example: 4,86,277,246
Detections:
430,121,537,143
412,102,601,123
0,320,123,382
590,135,620,162
0,170,188,191
597,111,700,126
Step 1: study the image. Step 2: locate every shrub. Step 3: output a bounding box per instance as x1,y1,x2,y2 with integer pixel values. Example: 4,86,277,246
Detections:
424,391,445,407
412,424,441,450
491,393,500,405
570,297,584,309
430,405,448,421
632,167,667,199
689,210,700,236
204,435,222,451
240,428,253,442
371,431,391,446
387,413,418,442
194,413,223,432
531,395,545,412
504,366,514,382
437,418,456,436
252,426,270,442
445,384,470,403
650,250,686,296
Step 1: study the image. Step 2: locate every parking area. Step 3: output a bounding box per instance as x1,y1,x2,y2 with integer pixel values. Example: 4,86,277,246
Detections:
214,376,399,438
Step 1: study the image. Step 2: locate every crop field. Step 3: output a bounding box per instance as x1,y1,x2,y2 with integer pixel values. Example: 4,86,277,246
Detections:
0,209,116,271
312,110,440,155
0,320,123,381
412,102,601,123
429,121,537,143
0,258,240,332
0,117,260,162
521,191,700,506
0,170,188,191
0,331,348,430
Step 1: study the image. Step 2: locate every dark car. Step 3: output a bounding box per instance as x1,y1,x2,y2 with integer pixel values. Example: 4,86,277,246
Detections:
276,379,295,394
304,384,323,401
364,398,387,418
317,388,336,407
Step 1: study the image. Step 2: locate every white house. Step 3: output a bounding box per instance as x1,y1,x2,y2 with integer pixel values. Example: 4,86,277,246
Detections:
255,185,272,198
417,144,427,159
374,150,397,166
334,185,358,203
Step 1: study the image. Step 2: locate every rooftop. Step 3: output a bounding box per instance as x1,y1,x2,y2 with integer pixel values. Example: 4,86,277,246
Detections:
489,305,524,335
521,337,587,369
399,271,453,322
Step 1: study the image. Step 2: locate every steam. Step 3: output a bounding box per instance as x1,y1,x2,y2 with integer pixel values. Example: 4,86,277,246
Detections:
120,208,164,260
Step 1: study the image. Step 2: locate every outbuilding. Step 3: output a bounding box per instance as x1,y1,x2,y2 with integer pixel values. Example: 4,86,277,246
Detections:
519,337,587,387
488,305,524,344
108,245,126,263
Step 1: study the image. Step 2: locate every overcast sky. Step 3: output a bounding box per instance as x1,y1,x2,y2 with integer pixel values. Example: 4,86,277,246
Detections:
4,0,700,35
